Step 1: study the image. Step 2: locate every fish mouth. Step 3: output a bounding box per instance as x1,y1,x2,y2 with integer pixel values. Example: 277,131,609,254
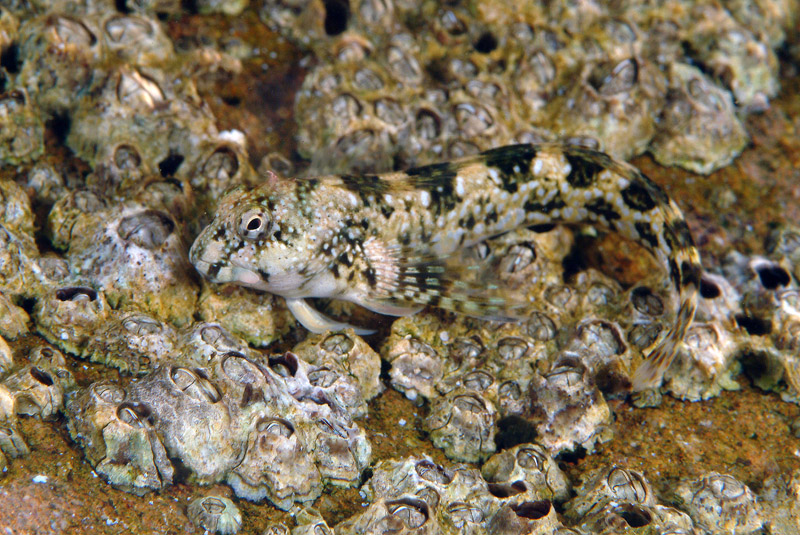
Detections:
191,257,212,276
192,256,267,289
189,236,269,289
188,238,205,267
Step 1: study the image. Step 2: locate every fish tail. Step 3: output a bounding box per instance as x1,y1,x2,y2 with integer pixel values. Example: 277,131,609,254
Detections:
628,198,701,392
554,145,702,391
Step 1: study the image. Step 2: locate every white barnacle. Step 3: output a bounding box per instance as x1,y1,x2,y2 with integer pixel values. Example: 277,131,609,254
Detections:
384,194,393,204
563,162,572,176
487,168,501,184
513,165,521,174
532,159,544,175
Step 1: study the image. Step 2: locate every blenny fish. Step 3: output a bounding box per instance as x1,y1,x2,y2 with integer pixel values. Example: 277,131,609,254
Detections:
190,143,701,391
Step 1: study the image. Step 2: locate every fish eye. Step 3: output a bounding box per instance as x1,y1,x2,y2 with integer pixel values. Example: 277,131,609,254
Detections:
238,208,272,241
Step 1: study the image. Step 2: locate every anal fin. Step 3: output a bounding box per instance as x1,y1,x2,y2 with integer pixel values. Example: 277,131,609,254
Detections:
285,298,376,335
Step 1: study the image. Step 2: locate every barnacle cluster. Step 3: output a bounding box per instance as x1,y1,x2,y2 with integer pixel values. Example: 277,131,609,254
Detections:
380,226,679,460
0,343,73,475
66,324,375,508
268,0,797,174
2,0,800,533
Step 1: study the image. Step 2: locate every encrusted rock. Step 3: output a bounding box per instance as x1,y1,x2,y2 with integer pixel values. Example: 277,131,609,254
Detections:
84,311,178,375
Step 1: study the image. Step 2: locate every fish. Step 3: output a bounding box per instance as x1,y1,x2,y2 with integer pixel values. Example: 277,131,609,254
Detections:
189,143,701,391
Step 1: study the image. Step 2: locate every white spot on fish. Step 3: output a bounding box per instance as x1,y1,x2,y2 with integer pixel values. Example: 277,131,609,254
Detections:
455,176,465,197
420,191,431,208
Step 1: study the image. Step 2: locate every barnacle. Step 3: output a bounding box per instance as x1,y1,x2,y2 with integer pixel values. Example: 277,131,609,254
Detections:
67,328,371,504
482,443,570,503
0,335,12,378
649,63,748,174
60,206,198,325
2,0,800,531
284,0,790,174
566,466,655,521
196,282,292,347
344,455,570,534
0,292,28,340
84,311,177,374
187,495,242,535
675,472,764,534
425,389,497,462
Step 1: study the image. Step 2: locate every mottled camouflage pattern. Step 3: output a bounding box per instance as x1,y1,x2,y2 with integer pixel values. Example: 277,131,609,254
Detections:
190,143,701,390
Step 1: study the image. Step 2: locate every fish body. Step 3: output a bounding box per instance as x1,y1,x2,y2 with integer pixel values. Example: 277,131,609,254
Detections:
190,143,701,390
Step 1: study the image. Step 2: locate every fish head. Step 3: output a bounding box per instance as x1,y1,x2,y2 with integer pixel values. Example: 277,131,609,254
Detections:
190,182,322,297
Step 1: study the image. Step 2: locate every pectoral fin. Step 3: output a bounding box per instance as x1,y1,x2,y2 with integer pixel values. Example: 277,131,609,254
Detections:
361,237,531,321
